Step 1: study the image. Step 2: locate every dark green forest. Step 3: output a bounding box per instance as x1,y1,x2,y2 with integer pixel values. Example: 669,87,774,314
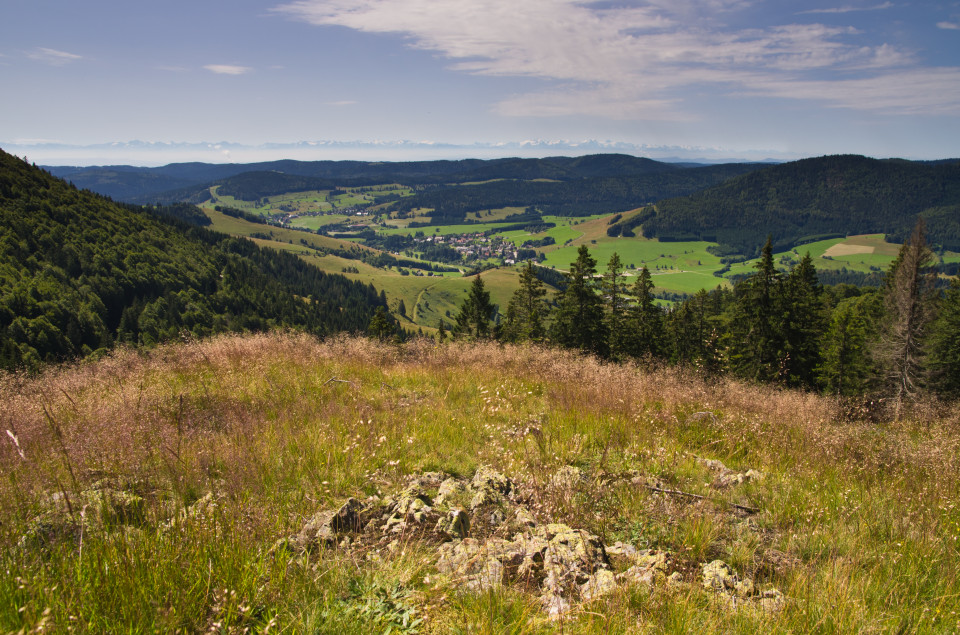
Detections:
47,154,722,203
0,151,385,370
386,163,761,222
642,155,960,256
452,231,960,410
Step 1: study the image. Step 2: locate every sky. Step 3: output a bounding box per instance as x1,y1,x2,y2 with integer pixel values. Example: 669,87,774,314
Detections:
1,0,959,165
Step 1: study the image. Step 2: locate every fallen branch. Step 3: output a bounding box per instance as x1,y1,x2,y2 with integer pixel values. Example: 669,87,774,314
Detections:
645,485,759,514
322,377,355,387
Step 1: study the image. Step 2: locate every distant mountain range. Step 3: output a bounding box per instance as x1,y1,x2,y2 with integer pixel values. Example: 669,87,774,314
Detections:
42,154,734,203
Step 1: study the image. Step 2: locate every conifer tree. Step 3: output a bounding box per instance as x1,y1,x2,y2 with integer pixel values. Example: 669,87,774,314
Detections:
550,246,607,355
368,306,394,341
929,278,960,395
452,274,495,339
780,253,826,387
729,237,785,382
626,266,664,359
602,253,628,359
817,295,876,395
501,261,549,343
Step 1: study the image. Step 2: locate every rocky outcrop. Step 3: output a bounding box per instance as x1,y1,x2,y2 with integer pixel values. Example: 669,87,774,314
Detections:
284,466,784,619
701,559,785,612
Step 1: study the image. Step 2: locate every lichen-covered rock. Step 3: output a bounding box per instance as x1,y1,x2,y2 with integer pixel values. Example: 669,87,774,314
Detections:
580,569,617,602
435,478,467,507
472,466,512,494
702,560,740,593
537,524,610,598
702,559,783,612
295,497,364,550
437,537,520,591
619,549,669,588
435,508,470,540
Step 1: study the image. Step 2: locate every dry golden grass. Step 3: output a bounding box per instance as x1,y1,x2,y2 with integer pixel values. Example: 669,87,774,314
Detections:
2,333,959,632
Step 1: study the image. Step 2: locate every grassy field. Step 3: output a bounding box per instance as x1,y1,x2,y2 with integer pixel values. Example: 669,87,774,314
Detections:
200,197,960,327
3,334,958,633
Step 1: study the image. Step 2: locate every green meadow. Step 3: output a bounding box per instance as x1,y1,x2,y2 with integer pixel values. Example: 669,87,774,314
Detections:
198,189,960,329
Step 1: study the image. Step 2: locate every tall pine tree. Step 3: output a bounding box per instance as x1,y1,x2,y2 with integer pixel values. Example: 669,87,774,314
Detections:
928,278,960,395
602,253,628,359
550,246,607,355
501,261,550,343
626,266,664,360
452,274,496,339
729,237,785,382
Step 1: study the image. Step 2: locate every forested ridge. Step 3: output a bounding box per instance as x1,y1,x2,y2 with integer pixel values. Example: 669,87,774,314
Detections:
47,154,760,205
642,155,960,255
0,150,385,369
386,163,761,222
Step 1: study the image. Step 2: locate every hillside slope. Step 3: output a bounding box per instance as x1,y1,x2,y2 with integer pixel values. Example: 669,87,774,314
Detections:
643,155,960,255
1,334,957,632
0,151,384,369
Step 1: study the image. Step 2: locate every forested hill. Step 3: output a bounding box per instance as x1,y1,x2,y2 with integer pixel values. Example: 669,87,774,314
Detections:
384,162,761,221
641,154,960,256
46,154,744,203
0,150,385,370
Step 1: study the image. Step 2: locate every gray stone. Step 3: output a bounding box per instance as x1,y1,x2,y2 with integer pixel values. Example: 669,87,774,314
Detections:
580,569,617,602
435,508,470,540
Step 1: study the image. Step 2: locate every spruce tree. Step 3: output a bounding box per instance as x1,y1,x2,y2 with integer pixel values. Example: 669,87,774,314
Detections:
550,246,607,355
626,266,664,359
817,296,876,395
452,274,495,339
368,306,393,341
729,237,784,382
501,261,549,343
780,253,825,387
929,278,960,395
602,253,628,359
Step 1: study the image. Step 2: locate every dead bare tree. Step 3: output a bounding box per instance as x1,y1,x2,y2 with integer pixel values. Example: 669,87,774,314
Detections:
875,218,935,418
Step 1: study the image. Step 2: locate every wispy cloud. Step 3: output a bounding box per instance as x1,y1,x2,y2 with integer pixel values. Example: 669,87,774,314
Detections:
938,21,960,30
326,100,357,106
27,47,82,66
797,2,893,15
274,0,959,117
203,64,253,75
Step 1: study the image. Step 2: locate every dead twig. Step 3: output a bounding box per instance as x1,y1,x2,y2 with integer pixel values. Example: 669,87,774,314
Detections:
645,485,759,514
323,377,355,387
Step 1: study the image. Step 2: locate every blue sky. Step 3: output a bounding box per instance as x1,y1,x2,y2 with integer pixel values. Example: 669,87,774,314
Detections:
2,0,959,164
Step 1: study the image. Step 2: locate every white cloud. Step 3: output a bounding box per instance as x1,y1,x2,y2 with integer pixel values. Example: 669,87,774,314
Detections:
326,100,357,106
274,0,959,117
751,67,960,115
937,21,960,30
203,64,253,75
797,2,893,15
27,47,82,66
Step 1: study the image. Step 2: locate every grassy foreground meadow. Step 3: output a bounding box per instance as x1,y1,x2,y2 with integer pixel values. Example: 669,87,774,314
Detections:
3,333,959,633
